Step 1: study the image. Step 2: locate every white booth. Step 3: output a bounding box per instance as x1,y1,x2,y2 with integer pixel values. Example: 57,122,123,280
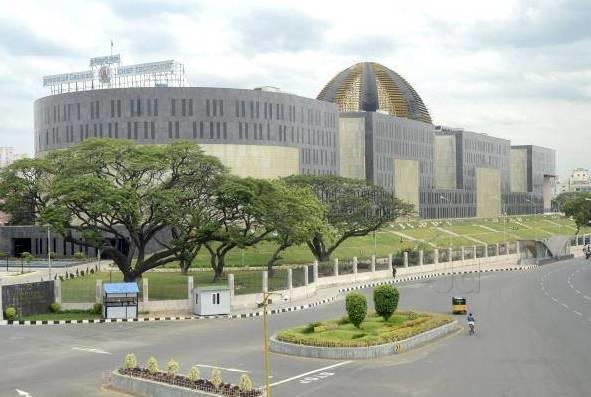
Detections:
102,282,139,319
193,285,230,316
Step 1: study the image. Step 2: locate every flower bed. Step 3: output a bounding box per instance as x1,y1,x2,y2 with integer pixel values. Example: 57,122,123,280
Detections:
276,311,453,348
118,368,262,397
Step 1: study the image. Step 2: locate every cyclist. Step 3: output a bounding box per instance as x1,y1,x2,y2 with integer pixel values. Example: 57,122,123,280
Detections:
467,312,476,335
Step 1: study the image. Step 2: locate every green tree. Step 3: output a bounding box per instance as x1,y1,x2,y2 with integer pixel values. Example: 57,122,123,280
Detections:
562,193,591,234
0,139,226,281
263,181,326,274
284,175,413,262
373,285,399,321
345,292,367,328
203,177,277,280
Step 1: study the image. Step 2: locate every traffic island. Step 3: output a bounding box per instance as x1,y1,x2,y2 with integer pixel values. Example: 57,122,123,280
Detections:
111,355,262,397
271,311,457,360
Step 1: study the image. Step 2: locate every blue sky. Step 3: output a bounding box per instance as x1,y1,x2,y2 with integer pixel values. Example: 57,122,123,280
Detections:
1,0,589,179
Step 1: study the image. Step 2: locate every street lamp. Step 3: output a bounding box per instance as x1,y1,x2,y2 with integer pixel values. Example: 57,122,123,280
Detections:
439,196,452,247
260,291,283,397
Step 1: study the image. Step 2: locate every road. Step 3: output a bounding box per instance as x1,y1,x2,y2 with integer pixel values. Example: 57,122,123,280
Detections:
1,258,591,397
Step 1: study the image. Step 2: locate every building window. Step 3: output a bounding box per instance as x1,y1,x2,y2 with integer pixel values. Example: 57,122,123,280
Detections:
238,122,243,139
235,100,239,117
153,99,158,116
209,121,214,138
77,103,81,120
168,121,173,139
111,100,115,118
241,101,245,117
127,122,132,139
99,123,103,137
151,122,155,140
147,99,152,116
219,100,223,116
171,99,176,116
117,100,122,117
188,99,193,116
114,122,119,138
213,100,217,117
144,121,149,139
137,98,141,116
175,121,180,138
216,122,220,139
108,123,112,138
193,121,197,138
206,99,210,117
182,99,186,116
223,122,227,139
130,99,135,117
200,121,204,138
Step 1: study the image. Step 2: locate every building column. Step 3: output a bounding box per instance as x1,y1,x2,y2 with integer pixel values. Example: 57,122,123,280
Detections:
262,270,268,293
187,276,194,300
228,274,235,300
142,278,149,305
95,279,102,304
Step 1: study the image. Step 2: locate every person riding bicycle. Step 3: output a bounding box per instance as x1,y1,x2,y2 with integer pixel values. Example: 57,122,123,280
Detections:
467,312,476,334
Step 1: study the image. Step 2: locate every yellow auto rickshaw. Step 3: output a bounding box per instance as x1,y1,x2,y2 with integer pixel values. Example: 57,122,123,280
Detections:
452,296,467,314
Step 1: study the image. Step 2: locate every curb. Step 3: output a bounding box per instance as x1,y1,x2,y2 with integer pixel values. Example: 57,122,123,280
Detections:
0,265,537,326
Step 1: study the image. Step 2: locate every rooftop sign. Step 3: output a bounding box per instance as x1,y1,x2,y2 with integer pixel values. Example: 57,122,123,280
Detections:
89,54,121,67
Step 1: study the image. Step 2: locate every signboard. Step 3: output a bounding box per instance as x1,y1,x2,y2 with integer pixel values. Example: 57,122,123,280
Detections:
43,70,94,86
2,281,55,317
117,60,175,76
90,54,121,67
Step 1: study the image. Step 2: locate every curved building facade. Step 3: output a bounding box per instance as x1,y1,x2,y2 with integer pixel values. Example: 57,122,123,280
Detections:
34,87,340,178
317,62,432,124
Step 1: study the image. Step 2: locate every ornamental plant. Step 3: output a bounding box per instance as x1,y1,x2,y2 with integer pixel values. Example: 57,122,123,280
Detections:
373,285,399,321
188,366,200,382
239,374,253,392
124,353,138,369
49,302,61,313
210,368,223,389
146,356,159,374
345,292,367,328
167,358,179,377
4,307,16,320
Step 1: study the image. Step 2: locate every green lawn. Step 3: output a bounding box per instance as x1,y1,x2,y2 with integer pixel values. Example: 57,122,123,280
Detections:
21,310,101,321
277,311,453,347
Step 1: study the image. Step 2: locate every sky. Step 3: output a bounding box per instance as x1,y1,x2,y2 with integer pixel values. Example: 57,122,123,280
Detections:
0,0,589,180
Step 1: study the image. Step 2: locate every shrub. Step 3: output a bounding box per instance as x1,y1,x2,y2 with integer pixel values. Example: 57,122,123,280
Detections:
124,353,138,369
73,252,86,261
210,368,223,388
188,366,200,382
239,374,253,392
80,270,85,277
167,358,179,377
49,303,61,313
146,356,159,374
345,293,367,328
373,285,399,321
90,268,95,274
5,307,16,320
408,311,419,320
92,303,102,315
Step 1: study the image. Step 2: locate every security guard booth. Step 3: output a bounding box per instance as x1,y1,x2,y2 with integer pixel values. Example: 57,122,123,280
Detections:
103,282,139,319
193,285,230,316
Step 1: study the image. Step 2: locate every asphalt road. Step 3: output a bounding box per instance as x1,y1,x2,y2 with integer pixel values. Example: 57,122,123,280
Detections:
2,258,591,397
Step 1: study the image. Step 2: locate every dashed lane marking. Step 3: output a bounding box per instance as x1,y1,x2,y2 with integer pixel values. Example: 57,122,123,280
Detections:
15,390,32,397
193,364,249,373
269,361,352,387
552,298,558,303
72,346,111,355
574,310,583,316
585,296,591,300
562,303,569,309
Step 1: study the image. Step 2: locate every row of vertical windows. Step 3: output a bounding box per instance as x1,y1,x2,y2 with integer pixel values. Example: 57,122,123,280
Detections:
301,148,336,167
205,99,224,117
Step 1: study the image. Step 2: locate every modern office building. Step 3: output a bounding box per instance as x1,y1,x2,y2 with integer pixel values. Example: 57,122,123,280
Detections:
31,58,556,219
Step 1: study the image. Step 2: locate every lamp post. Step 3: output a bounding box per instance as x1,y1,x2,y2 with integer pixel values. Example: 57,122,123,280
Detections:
261,291,282,397
47,225,52,280
439,196,452,248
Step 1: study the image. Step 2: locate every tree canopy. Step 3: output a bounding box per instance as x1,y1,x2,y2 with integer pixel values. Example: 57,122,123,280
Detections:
284,175,413,262
0,139,227,281
561,193,591,234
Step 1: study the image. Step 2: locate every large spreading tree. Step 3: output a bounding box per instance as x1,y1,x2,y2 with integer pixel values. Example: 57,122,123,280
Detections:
284,175,413,262
0,139,226,281
561,193,591,234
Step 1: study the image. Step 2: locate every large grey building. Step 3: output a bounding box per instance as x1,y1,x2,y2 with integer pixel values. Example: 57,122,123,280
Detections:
0,57,561,257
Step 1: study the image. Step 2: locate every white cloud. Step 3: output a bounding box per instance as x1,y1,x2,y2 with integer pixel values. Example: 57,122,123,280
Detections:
0,0,589,179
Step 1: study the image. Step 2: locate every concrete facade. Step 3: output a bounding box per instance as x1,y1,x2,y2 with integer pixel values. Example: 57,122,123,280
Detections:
34,87,340,177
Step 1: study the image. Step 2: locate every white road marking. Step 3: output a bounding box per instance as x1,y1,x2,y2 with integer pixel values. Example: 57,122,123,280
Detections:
575,289,581,294
574,310,583,316
15,389,32,397
584,295,591,300
72,346,111,355
269,361,352,387
552,297,558,303
193,364,249,373
562,303,569,309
